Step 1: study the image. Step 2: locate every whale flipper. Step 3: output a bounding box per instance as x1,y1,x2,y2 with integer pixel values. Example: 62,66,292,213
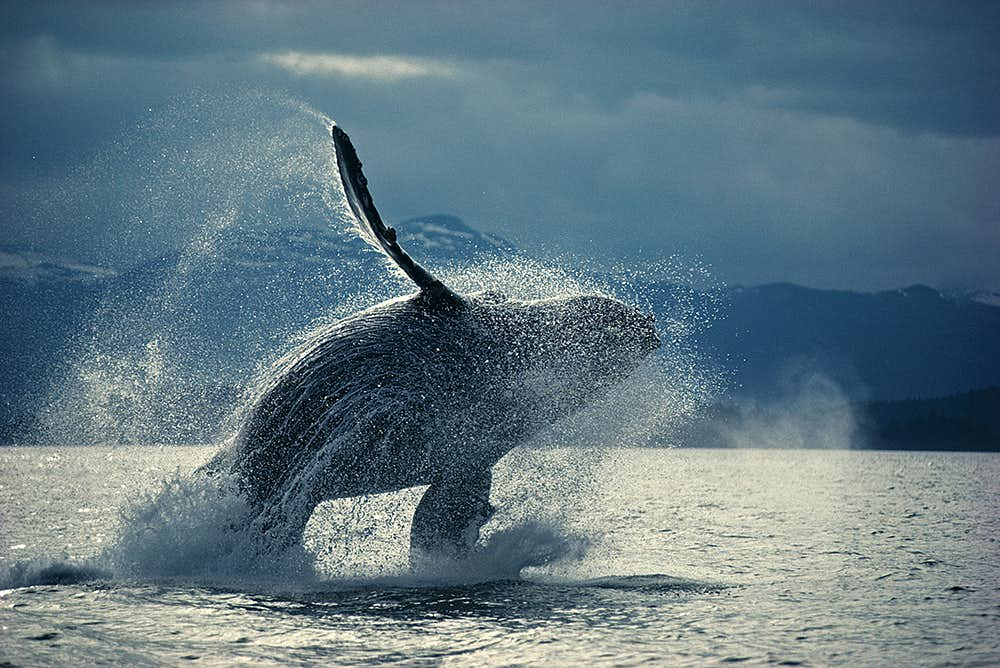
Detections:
409,469,495,563
331,124,460,304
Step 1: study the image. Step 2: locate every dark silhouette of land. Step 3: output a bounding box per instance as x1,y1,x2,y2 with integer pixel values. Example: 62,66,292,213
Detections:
859,386,1000,451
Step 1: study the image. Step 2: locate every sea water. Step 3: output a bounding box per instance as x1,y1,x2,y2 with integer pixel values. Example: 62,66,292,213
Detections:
2,445,997,666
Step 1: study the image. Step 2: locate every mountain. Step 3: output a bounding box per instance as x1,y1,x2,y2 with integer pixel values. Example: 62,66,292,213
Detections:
684,282,1000,401
0,248,118,284
677,386,1000,451
962,288,1000,309
2,216,1000,444
396,214,514,263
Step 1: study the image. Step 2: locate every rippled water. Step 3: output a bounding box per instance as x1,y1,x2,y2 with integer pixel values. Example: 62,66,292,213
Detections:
1,446,998,666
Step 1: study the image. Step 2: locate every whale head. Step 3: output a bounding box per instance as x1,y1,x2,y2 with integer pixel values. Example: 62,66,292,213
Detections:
475,293,660,418
534,294,660,376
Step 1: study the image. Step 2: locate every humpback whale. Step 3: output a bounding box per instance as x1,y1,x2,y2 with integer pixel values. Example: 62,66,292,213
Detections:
216,124,660,561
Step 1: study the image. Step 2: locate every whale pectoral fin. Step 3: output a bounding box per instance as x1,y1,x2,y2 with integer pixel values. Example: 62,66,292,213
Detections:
331,124,461,306
409,469,495,563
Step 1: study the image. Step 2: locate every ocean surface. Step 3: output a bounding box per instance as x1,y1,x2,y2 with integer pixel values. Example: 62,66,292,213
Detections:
1,446,998,666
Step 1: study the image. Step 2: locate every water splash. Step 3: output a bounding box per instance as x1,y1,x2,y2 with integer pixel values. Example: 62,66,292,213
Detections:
35,92,359,445
18,92,724,587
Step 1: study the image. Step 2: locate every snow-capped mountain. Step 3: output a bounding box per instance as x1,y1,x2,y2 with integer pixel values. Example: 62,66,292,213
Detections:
966,289,1000,309
0,248,118,284
396,214,514,261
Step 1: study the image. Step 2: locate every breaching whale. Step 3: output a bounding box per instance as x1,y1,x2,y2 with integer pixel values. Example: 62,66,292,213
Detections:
214,124,660,561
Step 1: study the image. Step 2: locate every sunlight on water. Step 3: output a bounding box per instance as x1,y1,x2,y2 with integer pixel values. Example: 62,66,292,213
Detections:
3,447,998,666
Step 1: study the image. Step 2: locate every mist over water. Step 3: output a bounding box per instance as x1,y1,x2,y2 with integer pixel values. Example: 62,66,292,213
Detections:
720,366,859,450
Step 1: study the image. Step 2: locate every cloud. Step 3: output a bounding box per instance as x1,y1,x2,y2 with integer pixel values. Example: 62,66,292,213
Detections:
1,2,998,290
259,51,456,81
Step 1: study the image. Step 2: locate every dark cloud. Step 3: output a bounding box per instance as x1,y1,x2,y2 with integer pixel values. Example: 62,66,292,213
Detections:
1,1,998,290
4,1,996,134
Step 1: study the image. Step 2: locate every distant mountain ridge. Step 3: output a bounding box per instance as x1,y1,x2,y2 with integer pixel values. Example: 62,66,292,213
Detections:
0,214,507,284
2,214,999,444
690,281,1000,401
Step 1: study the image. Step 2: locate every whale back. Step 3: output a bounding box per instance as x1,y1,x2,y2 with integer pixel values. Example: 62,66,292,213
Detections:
484,293,661,418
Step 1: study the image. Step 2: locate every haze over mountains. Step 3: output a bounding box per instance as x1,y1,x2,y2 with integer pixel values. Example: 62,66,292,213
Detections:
2,214,998,445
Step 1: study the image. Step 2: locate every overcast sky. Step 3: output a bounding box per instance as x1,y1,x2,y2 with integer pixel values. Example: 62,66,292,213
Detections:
2,1,998,290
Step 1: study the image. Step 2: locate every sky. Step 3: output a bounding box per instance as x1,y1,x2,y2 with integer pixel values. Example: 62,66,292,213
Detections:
1,0,998,291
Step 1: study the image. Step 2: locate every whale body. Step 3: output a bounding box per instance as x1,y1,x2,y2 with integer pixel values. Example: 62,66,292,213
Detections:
217,124,660,559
